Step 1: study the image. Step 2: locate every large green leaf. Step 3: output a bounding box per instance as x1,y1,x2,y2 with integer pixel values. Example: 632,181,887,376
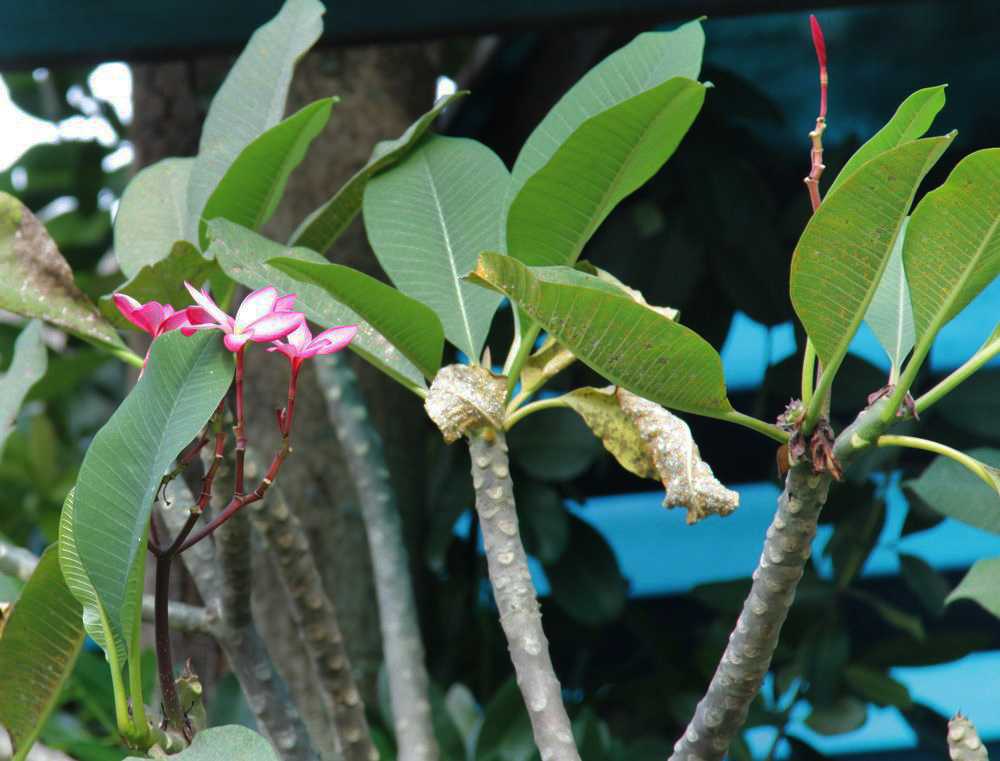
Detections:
863,217,915,372
511,20,703,196
827,86,947,195
114,158,194,277
469,253,732,416
947,556,1000,619
0,545,85,761
507,77,705,268
186,0,325,240
903,448,1000,534
100,241,216,330
199,98,336,248
125,725,280,761
268,257,444,379
290,91,467,253
72,331,233,648
0,320,47,454
363,135,509,360
545,515,627,627
0,193,129,355
904,148,1000,343
789,135,954,372
208,219,426,390
59,488,126,666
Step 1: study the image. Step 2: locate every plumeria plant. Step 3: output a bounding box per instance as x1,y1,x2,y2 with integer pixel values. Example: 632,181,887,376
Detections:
0,1,998,761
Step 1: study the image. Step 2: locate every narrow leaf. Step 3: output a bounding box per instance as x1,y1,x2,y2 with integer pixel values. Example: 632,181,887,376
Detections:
947,556,1000,619
290,91,467,252
0,193,129,354
363,136,509,360
208,219,426,390
512,20,704,195
0,545,85,761
186,0,325,239
124,725,280,761
268,257,444,379
199,98,336,247
114,158,194,277
100,241,216,330
59,489,127,666
904,148,1000,343
0,320,46,454
507,77,705,267
790,135,954,371
470,253,733,417
827,86,947,195
72,331,233,648
863,217,915,372
903,447,1000,534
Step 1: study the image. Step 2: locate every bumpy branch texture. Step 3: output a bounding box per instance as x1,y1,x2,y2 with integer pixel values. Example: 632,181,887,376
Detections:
160,480,318,761
316,354,437,761
469,432,581,761
948,713,989,761
668,463,832,761
244,452,379,761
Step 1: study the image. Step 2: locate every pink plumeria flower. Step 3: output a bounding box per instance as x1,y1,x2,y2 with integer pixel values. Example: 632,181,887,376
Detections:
268,322,357,372
112,294,197,338
182,282,305,352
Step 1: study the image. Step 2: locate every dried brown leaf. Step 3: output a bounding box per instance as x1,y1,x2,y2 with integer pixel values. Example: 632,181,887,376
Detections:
425,364,506,443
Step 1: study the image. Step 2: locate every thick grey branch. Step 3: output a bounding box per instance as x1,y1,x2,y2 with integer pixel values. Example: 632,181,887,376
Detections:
245,451,379,761
669,401,893,761
316,353,437,761
160,481,319,761
0,539,215,636
468,432,581,761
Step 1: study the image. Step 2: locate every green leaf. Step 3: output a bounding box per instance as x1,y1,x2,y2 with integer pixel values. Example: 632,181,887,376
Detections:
125,725,280,761
363,136,509,361
511,20,704,195
100,241,217,330
114,158,194,277
932,369,1000,440
59,488,127,668
508,408,604,481
208,219,426,391
790,135,954,373
903,448,1000,534
507,77,705,268
827,86,947,195
469,253,732,417
804,697,867,736
186,0,325,240
863,217,915,372
290,91,467,252
849,587,926,641
0,193,129,355
0,320,47,454
199,98,336,248
0,545,85,761
267,257,444,379
947,556,1000,619
545,515,627,627
904,148,1000,344
899,552,950,616
71,331,233,650
845,664,912,709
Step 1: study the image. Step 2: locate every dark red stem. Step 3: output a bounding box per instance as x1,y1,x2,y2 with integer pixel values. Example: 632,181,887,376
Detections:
804,15,829,213
154,555,189,738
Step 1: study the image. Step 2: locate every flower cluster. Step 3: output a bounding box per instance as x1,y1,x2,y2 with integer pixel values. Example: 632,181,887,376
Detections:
113,282,356,366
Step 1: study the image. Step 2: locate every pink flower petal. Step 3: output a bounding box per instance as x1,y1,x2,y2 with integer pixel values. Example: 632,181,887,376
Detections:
224,332,252,352
113,294,158,335
234,286,278,332
267,343,300,361
184,281,231,327
185,306,215,326
158,310,193,335
285,322,312,352
310,325,357,354
274,294,297,312
245,311,304,342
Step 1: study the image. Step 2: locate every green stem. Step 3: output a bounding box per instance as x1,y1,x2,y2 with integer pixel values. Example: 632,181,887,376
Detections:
877,434,998,489
504,321,541,399
717,409,789,443
882,334,934,424
800,338,816,409
128,528,151,745
100,604,132,739
914,334,1000,415
802,352,839,435
110,345,145,369
503,394,570,430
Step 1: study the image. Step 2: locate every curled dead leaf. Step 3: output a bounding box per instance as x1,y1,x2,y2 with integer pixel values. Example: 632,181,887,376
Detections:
425,364,506,443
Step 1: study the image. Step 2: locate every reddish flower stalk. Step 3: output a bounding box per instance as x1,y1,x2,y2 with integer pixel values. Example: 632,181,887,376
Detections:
804,15,829,213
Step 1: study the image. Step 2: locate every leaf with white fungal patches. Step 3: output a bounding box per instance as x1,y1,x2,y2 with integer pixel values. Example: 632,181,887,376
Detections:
563,387,656,480
425,364,506,443
617,388,738,523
